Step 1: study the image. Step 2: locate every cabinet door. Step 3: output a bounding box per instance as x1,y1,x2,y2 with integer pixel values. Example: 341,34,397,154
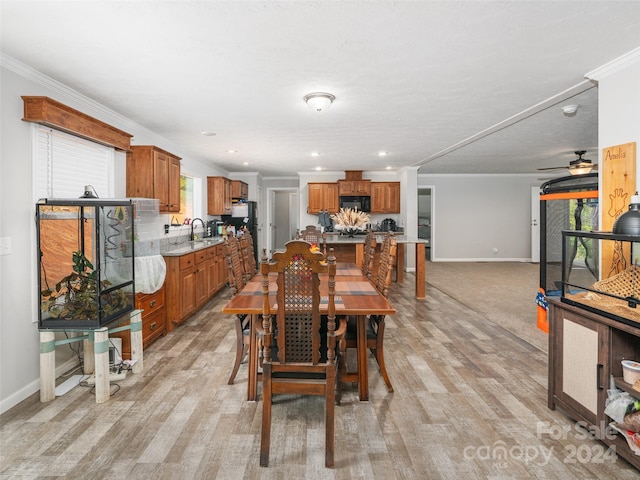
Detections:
194,265,209,308
223,178,233,214
154,152,169,212
386,182,400,213
207,177,229,215
370,183,386,213
308,183,324,214
325,183,339,213
180,268,196,319
167,156,181,212
218,250,227,290
550,307,609,425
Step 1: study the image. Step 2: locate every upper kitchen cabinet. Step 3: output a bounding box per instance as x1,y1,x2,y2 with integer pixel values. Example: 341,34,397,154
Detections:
207,176,233,215
231,180,248,200
371,182,400,213
338,179,371,196
308,182,339,214
126,146,181,213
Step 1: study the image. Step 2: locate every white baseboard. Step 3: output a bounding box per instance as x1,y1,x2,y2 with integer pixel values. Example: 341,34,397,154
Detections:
0,357,81,415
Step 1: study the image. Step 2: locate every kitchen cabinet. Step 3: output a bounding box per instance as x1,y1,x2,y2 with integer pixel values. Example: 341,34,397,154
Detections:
548,300,640,470
371,182,400,213
126,146,181,213
308,182,339,214
338,179,371,196
112,286,167,359
208,176,233,215
231,180,249,199
164,243,228,331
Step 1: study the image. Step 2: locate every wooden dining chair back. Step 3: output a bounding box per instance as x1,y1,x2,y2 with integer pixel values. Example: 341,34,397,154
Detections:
296,225,327,255
224,234,251,385
361,230,377,279
374,232,397,299
239,227,257,280
258,240,345,468
341,231,397,393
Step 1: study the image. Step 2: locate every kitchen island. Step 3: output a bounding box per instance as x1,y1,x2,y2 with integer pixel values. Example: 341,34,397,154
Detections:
324,234,427,299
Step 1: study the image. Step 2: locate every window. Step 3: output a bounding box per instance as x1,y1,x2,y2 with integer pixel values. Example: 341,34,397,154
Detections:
33,126,114,200
170,174,202,225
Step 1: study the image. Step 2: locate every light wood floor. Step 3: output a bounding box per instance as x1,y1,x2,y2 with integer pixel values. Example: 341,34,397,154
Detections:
1,273,639,479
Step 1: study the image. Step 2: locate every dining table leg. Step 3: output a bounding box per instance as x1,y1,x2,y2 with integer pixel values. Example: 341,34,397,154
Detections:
247,314,258,401
357,314,369,401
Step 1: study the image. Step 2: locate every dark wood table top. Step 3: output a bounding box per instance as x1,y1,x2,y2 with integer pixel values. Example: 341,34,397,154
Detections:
222,263,396,316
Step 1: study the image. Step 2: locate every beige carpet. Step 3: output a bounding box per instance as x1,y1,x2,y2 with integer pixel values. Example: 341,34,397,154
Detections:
425,261,549,352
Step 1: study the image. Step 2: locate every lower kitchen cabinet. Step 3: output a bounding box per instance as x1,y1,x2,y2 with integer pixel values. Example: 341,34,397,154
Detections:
164,243,228,331
548,300,640,470
112,286,167,359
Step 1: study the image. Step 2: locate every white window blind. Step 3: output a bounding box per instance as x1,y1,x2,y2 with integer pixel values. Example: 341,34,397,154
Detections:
34,126,114,199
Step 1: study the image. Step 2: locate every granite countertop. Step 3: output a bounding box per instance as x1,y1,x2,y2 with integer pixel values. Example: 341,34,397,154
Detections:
161,237,225,256
325,234,427,244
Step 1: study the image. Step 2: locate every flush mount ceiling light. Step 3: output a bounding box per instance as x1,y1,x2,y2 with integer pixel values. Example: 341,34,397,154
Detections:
561,104,579,116
378,151,388,157
311,152,320,157
304,92,335,112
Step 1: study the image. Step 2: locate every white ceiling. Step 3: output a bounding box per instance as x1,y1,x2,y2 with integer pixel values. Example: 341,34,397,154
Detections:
1,1,639,177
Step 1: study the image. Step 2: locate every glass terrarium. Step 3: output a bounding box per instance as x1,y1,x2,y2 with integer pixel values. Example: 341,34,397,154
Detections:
36,199,135,329
561,229,640,326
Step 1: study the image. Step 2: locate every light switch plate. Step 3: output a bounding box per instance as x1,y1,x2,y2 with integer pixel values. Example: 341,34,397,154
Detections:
0,237,11,255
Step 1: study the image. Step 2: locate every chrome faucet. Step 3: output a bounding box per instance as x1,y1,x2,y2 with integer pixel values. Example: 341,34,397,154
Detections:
190,218,206,241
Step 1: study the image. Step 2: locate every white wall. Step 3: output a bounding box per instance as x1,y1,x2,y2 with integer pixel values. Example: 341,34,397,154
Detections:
419,174,542,261
591,55,640,194
0,61,227,413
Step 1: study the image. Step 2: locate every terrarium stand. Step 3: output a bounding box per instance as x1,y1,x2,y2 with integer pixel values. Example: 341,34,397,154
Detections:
39,310,143,403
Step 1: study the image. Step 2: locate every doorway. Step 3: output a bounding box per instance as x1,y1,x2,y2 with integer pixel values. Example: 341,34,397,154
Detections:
418,187,433,260
267,188,299,255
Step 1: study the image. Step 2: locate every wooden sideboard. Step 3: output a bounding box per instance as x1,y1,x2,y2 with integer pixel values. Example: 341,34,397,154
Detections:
548,299,640,470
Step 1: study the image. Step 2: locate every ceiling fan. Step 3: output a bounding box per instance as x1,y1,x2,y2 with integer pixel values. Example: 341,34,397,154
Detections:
538,150,597,176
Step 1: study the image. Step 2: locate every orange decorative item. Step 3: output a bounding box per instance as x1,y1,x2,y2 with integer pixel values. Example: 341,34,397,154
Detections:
309,242,320,253
536,288,549,333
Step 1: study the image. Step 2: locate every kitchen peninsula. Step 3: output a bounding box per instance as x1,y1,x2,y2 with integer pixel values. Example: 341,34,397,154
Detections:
324,234,427,299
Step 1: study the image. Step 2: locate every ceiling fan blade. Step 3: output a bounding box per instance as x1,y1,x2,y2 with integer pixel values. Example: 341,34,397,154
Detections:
537,165,568,171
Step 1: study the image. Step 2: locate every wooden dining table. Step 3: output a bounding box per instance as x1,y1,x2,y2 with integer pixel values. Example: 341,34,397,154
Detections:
221,263,396,402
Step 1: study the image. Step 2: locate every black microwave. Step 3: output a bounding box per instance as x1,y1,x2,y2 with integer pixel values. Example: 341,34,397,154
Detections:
339,195,370,212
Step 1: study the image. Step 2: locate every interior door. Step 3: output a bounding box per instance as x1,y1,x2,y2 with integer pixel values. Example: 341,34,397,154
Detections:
531,186,540,263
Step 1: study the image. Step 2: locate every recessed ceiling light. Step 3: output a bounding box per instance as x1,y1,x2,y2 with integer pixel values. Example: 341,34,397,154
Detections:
242,162,249,166
385,166,392,170
201,131,216,136
378,151,388,157
315,166,322,171
311,152,320,157
227,150,237,153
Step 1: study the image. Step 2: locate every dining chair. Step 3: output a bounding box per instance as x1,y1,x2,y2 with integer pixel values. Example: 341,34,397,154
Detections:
239,227,257,280
224,234,251,385
257,241,346,468
361,229,377,279
340,231,397,393
296,225,327,254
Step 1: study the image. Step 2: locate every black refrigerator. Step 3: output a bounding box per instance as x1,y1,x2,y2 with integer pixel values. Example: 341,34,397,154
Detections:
221,202,258,263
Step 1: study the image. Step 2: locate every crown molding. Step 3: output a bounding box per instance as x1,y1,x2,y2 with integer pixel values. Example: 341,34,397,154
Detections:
1,53,140,132
585,47,640,82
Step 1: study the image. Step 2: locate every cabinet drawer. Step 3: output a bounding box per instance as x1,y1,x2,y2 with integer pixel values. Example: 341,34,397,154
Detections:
195,250,207,264
143,309,166,347
207,245,219,259
137,288,165,317
179,253,195,270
